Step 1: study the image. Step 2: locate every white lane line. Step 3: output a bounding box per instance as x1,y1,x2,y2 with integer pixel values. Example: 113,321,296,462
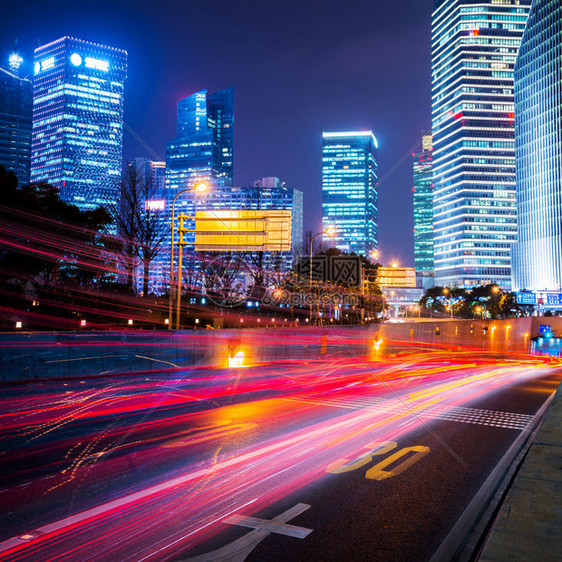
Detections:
0,435,312,554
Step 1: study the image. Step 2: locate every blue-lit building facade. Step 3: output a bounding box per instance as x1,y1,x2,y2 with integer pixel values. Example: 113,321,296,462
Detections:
322,131,378,256
512,0,562,293
413,132,434,286
157,88,234,291
431,0,531,289
30,37,127,212
0,54,32,184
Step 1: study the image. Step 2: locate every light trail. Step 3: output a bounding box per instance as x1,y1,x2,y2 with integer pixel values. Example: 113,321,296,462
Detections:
0,350,559,561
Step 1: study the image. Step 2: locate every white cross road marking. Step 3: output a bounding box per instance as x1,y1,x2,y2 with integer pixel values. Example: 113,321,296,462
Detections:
224,513,312,539
284,395,534,430
181,503,312,562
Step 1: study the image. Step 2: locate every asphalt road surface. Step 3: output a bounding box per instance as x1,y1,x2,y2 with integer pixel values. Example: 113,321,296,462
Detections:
0,346,559,561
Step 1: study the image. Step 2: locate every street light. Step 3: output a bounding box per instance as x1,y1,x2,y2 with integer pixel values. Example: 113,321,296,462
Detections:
169,182,208,330
443,287,453,319
309,227,335,323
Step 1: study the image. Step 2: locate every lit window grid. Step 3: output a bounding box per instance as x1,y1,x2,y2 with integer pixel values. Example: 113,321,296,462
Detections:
0,68,32,183
30,36,127,213
431,0,531,289
512,0,562,292
322,133,378,256
413,147,434,273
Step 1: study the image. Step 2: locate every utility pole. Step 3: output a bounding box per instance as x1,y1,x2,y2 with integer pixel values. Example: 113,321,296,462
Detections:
176,212,189,330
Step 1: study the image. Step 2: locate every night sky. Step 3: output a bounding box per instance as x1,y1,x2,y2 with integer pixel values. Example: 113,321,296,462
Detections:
2,0,433,265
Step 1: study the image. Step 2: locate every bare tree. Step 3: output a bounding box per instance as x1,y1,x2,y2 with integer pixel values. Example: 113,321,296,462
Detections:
136,176,166,297
111,165,140,291
112,163,166,296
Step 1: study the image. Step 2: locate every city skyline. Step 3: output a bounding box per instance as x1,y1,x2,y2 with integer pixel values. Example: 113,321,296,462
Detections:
0,0,431,266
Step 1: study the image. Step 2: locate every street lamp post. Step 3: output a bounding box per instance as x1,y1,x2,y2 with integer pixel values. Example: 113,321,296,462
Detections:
443,287,453,319
309,228,334,324
168,183,208,330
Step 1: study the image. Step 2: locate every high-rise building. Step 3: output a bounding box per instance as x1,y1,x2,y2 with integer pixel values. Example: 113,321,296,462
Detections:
322,131,378,256
157,88,234,291
431,0,531,289
254,177,303,250
512,0,562,292
0,51,32,184
165,88,233,230
166,88,233,199
413,132,434,288
30,37,127,212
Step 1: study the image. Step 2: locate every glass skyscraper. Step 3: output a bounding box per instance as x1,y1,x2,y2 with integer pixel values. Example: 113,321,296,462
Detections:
512,0,562,291
0,54,32,184
431,0,530,289
158,88,234,290
30,37,127,212
413,132,434,277
165,88,233,226
322,131,378,256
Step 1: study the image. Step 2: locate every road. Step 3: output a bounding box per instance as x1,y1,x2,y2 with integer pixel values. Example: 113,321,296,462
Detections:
0,344,560,561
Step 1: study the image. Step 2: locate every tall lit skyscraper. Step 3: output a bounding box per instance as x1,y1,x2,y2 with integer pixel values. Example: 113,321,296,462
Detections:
159,88,234,289
322,131,378,256
165,88,233,225
431,0,530,289
0,52,32,184
413,132,434,288
30,37,127,211
166,88,233,198
512,0,562,291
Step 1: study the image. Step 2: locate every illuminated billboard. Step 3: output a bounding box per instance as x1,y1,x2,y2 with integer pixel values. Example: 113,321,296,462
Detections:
193,210,291,251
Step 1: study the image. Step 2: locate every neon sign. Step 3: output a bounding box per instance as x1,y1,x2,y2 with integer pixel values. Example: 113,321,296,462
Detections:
85,57,109,72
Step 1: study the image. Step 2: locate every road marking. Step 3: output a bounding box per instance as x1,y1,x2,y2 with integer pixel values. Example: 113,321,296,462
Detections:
224,512,312,539
181,503,312,562
0,422,326,556
285,396,534,430
326,441,396,474
365,445,430,480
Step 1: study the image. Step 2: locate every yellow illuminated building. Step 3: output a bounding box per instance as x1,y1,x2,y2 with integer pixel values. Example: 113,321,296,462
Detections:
377,266,416,288
193,209,292,251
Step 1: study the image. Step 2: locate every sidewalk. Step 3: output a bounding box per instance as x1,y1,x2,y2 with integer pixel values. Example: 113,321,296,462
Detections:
479,383,562,561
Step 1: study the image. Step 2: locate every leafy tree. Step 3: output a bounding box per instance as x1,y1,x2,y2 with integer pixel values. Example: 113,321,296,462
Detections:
0,165,113,323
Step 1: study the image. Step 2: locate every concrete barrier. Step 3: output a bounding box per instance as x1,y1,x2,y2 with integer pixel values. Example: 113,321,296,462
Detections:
0,317,558,382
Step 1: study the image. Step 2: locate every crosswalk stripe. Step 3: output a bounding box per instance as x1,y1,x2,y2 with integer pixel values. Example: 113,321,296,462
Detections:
284,395,534,430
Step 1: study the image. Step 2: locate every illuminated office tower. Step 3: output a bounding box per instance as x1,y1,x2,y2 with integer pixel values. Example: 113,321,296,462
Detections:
30,37,127,211
165,88,233,226
322,131,378,256
0,51,32,183
431,0,530,289
413,132,434,288
159,88,233,290
512,0,562,291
